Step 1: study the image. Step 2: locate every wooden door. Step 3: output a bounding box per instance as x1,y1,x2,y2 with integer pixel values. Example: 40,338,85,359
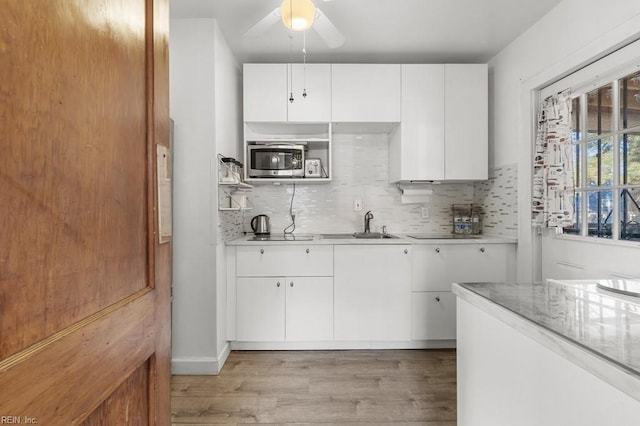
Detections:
0,0,171,424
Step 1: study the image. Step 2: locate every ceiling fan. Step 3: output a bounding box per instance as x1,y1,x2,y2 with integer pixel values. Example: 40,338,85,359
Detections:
243,0,345,48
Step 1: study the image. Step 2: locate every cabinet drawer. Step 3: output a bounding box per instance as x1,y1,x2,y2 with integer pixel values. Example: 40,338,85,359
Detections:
411,291,456,340
412,244,515,292
237,245,333,277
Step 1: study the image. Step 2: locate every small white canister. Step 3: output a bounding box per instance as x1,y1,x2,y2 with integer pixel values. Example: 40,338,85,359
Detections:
230,191,248,209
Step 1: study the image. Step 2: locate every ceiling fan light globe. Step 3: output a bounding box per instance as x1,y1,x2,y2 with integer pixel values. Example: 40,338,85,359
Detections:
280,0,316,31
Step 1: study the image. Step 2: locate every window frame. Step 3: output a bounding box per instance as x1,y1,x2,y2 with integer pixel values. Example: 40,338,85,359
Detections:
538,40,640,245
563,75,640,242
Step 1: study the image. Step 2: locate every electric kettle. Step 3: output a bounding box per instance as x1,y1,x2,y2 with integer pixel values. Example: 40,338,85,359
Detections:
251,214,270,235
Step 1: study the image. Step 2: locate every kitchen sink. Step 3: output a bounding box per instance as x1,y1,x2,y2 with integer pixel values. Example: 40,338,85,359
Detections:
321,233,398,239
321,234,356,239
353,232,397,239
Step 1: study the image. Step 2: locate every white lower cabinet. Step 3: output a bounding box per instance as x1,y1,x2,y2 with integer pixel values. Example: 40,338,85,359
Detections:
236,276,333,342
411,243,515,341
285,277,333,341
412,243,515,292
334,245,412,341
411,291,456,340
236,245,333,277
237,277,285,342
231,242,514,346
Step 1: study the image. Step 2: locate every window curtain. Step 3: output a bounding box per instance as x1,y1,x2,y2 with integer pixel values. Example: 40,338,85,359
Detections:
532,89,575,229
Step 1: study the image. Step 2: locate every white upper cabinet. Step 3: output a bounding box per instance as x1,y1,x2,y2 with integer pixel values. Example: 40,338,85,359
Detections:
243,63,331,122
390,64,445,182
288,64,331,122
389,64,488,182
243,64,287,122
444,64,488,180
331,64,401,122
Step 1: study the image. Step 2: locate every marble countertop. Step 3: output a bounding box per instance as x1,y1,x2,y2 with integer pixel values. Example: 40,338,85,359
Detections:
453,280,640,397
226,233,516,246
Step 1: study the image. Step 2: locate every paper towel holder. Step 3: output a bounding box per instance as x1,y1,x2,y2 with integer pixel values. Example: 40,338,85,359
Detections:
395,183,435,195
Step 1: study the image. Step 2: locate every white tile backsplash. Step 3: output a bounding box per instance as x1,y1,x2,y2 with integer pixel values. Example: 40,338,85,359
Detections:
473,164,518,238
218,135,520,241
218,134,518,242
218,209,244,244
233,133,476,236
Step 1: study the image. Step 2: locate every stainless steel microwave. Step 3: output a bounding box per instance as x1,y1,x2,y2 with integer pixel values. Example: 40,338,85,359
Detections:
247,144,305,178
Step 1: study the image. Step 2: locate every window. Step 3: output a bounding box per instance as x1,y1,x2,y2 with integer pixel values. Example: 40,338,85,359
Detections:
564,70,640,241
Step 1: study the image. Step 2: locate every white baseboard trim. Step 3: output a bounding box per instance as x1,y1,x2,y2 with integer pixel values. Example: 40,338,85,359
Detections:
217,341,231,372
229,340,456,351
171,342,231,375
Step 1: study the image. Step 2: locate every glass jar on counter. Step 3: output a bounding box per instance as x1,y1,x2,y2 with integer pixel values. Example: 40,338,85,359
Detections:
219,157,237,183
233,160,244,182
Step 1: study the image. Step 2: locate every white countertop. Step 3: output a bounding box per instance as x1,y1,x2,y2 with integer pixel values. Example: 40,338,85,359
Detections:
226,233,516,246
453,280,640,402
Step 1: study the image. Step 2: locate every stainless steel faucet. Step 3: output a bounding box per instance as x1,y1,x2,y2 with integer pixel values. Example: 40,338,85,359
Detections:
364,211,374,233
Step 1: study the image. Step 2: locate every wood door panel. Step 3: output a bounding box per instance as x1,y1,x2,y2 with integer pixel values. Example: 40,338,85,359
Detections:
82,359,150,425
1,0,170,423
0,290,155,424
1,0,149,358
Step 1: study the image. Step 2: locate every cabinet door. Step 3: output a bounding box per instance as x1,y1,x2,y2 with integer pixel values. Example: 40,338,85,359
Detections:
331,64,401,122
236,277,285,341
390,64,445,182
288,64,331,122
285,277,333,341
412,244,515,292
334,245,411,341
237,245,333,277
243,64,287,122
411,291,457,340
461,244,515,283
444,64,488,180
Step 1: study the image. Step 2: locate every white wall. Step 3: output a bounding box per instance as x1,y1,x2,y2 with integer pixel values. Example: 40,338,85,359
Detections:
170,18,241,374
213,23,242,365
214,24,242,159
488,0,640,280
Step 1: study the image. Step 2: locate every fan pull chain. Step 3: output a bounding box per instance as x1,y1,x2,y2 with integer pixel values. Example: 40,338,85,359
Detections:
302,31,307,99
288,0,294,103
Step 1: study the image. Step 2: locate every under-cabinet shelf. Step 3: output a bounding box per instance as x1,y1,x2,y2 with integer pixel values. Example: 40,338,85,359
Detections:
245,178,331,184
244,122,333,182
219,207,253,211
219,181,253,189
247,138,330,143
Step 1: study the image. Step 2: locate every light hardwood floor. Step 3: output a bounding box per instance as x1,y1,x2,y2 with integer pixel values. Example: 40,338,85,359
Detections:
171,349,456,425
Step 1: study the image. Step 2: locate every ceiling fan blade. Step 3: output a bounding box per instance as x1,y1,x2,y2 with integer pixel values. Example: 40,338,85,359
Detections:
243,7,280,39
313,8,345,48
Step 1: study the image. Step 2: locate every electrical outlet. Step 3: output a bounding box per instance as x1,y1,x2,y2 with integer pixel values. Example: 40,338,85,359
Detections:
354,199,362,211
421,207,430,219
